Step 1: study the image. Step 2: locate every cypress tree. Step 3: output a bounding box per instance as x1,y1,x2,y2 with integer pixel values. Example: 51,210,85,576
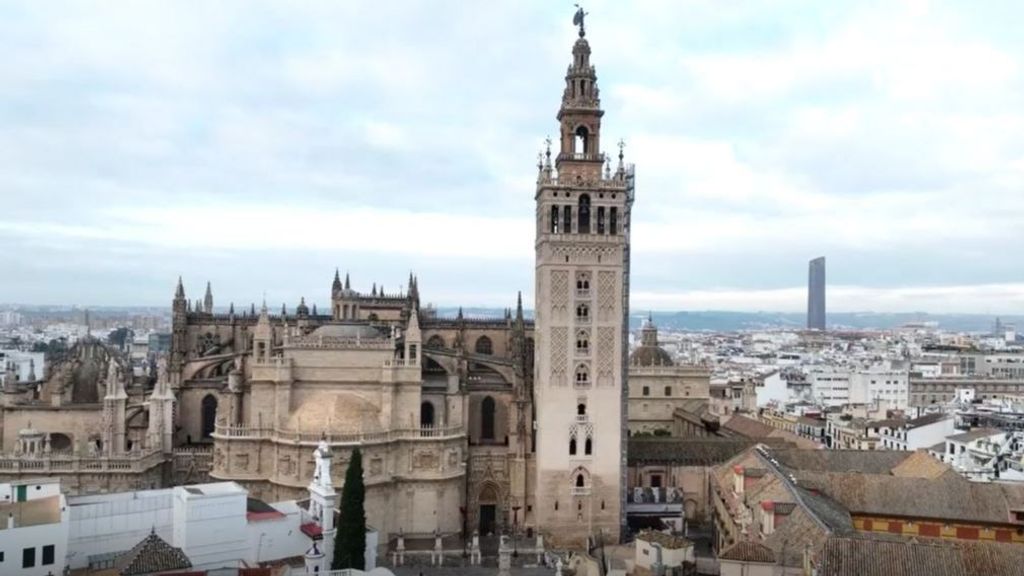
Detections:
333,448,367,570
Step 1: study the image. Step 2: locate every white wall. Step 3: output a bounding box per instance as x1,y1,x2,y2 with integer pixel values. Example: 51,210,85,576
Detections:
173,484,249,569
0,495,69,576
757,372,789,408
246,501,309,566
907,417,957,451
67,489,175,569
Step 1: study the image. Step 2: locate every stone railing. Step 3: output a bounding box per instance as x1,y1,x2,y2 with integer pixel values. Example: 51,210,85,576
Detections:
0,449,165,474
213,423,464,445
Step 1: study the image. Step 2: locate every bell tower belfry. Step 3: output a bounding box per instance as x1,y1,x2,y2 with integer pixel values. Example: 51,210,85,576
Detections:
532,10,634,548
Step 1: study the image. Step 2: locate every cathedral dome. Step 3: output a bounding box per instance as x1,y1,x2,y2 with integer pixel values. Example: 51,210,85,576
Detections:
630,314,674,367
286,392,382,435
629,346,674,367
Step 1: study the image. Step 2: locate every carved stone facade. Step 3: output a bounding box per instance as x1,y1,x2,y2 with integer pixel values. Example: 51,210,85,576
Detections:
170,276,535,548
532,28,634,548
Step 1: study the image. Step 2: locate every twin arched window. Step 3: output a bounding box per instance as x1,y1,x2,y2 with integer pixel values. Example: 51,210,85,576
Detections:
575,364,590,386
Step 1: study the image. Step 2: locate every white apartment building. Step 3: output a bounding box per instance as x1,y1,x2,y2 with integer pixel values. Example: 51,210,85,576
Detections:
809,368,852,407
810,366,909,409
878,413,956,451
0,478,70,576
851,369,910,410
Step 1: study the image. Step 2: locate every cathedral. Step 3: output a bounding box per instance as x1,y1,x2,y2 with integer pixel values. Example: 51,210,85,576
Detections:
0,16,643,553
165,20,636,550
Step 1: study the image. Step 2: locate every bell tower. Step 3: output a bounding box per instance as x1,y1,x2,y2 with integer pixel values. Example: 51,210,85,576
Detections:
532,10,634,547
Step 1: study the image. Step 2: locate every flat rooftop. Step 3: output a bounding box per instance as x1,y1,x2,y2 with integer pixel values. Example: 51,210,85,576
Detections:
0,494,62,530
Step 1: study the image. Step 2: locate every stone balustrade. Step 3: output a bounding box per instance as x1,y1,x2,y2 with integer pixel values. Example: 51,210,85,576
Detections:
0,449,165,473
213,423,465,445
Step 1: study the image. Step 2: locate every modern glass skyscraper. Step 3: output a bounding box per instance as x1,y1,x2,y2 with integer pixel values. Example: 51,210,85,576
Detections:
808,257,826,330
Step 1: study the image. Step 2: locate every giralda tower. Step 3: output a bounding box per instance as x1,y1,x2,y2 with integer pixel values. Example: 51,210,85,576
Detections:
532,10,635,547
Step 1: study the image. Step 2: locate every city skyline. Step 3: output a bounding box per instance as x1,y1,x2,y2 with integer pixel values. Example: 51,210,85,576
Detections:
2,1,1024,313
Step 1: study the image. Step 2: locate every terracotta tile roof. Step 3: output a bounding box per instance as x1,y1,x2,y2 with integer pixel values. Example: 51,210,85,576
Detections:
818,535,1024,576
795,470,1024,525
115,530,192,576
771,448,913,474
722,415,776,439
627,438,753,465
719,540,775,563
889,451,953,479
818,536,966,576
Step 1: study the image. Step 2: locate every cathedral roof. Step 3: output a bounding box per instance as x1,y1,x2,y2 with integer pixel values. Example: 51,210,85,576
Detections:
630,314,674,366
310,323,387,340
629,345,674,367
287,392,382,435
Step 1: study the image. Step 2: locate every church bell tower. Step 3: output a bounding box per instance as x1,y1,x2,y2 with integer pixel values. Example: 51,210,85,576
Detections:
532,10,635,547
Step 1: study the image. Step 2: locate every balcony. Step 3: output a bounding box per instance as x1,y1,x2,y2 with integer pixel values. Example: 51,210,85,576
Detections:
570,487,592,496
576,288,591,299
576,414,588,424
575,347,590,357
575,315,591,325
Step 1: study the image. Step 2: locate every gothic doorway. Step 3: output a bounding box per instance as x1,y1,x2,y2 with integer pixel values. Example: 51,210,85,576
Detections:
479,505,496,536
201,394,218,439
478,483,499,536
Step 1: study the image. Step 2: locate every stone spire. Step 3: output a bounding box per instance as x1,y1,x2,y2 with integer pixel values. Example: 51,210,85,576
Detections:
332,268,343,296
175,276,185,300
203,282,213,314
344,272,351,291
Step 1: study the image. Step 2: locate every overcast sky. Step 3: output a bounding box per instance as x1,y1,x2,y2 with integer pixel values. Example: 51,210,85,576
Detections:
2,1,1023,314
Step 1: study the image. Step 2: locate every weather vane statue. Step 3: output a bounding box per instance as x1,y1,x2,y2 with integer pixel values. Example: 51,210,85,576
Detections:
573,4,588,37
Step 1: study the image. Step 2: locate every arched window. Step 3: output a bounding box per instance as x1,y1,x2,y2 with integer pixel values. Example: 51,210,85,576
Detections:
475,336,493,355
576,330,589,353
481,396,496,440
576,474,586,488
665,386,672,396
426,335,445,349
50,433,72,452
576,303,589,320
563,205,573,233
576,272,590,291
578,195,591,234
575,364,590,386
569,436,577,455
574,126,589,154
610,207,618,234
597,206,606,234
201,394,218,439
577,403,586,416
551,205,560,233
585,436,593,455
420,401,435,427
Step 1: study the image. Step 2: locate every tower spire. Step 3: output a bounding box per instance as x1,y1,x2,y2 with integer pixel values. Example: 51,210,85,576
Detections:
203,281,213,314
175,276,185,300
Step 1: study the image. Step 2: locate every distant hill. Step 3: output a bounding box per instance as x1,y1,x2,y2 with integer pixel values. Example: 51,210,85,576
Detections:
430,308,1021,333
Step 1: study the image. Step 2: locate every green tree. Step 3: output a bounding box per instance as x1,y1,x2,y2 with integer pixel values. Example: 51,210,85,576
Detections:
333,448,366,570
